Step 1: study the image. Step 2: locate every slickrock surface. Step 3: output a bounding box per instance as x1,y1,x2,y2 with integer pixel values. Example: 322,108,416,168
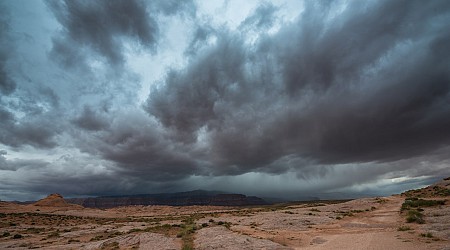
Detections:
195,226,292,250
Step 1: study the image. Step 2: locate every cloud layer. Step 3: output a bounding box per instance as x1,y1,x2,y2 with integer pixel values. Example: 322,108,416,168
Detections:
1,0,450,200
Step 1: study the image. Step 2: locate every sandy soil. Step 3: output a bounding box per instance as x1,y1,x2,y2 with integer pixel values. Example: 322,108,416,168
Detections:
1,184,449,249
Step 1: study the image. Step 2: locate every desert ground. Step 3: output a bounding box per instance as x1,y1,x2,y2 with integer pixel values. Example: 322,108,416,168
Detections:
1,179,449,250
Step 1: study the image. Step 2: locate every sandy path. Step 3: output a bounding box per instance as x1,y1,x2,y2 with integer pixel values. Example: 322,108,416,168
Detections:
301,196,446,250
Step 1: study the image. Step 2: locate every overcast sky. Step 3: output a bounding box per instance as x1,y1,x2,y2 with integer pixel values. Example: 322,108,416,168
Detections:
1,0,450,201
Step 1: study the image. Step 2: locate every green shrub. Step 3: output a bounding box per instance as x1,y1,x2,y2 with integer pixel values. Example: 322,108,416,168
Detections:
406,210,424,224
48,232,60,238
402,198,445,211
420,232,433,238
397,226,411,231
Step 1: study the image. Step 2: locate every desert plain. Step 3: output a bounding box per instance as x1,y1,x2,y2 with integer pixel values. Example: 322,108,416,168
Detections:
1,178,449,250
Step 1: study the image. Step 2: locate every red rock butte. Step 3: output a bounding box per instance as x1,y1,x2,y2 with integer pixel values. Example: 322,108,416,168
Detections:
33,193,72,207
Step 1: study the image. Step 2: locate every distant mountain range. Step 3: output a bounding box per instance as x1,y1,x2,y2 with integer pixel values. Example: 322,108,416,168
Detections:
65,190,269,208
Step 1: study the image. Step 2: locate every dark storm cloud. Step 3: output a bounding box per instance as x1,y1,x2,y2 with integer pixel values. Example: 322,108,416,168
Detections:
0,150,48,171
0,5,16,95
153,0,196,16
0,107,59,148
73,105,109,131
47,0,196,67
0,60,16,95
239,2,278,30
145,0,450,176
47,0,158,66
184,25,216,56
72,110,203,181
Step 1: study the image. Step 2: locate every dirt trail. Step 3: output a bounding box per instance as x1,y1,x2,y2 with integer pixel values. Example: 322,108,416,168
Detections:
301,196,444,250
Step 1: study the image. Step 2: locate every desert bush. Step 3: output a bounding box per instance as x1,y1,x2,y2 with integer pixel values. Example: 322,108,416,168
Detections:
397,226,411,231
2,232,10,237
90,235,104,241
26,227,44,234
13,234,22,239
48,232,60,238
432,186,450,196
420,232,433,238
402,198,445,211
375,198,387,203
101,241,119,249
406,210,424,224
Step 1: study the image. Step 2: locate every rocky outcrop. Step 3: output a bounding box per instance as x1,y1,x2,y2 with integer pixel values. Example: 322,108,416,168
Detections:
66,190,268,208
33,193,82,209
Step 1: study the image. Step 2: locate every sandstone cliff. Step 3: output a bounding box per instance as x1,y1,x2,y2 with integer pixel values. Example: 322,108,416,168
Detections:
66,190,268,208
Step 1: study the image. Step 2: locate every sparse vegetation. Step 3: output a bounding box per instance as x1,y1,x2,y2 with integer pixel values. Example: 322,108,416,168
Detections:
432,186,450,196
13,234,22,239
401,198,445,211
26,227,45,234
335,210,354,218
406,210,424,224
420,232,433,238
176,216,198,250
375,197,387,203
397,226,411,231
101,241,119,249
90,235,104,241
400,197,446,224
48,232,60,238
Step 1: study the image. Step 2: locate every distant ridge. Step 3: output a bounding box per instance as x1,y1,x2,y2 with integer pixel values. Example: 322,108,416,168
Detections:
65,190,269,208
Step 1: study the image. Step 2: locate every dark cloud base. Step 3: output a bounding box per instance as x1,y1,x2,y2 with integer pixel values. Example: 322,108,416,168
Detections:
145,0,450,175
